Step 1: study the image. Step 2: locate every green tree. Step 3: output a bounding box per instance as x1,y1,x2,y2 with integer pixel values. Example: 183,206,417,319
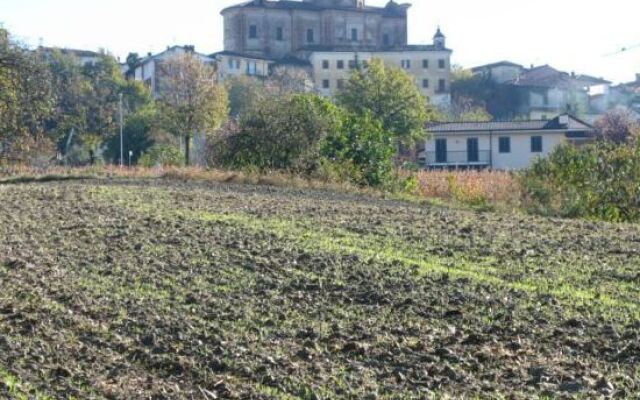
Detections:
446,95,493,122
226,76,267,118
451,73,520,120
46,50,154,164
103,104,158,165
212,93,342,171
157,53,228,165
126,52,141,71
337,58,433,146
323,112,395,186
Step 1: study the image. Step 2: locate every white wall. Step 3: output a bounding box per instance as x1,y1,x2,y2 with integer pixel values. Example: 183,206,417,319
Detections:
491,132,567,170
424,131,569,170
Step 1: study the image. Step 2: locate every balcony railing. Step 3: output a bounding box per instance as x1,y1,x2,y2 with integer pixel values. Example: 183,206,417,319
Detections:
422,151,491,166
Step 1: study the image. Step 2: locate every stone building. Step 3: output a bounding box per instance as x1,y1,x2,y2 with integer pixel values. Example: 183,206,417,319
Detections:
215,0,452,105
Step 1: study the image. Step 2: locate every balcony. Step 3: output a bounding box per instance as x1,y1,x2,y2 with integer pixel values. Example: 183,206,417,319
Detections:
422,151,491,168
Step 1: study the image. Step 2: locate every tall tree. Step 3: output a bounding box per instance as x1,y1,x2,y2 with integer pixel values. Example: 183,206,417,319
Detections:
226,76,267,118
0,29,55,159
337,58,434,146
156,53,228,165
47,50,153,164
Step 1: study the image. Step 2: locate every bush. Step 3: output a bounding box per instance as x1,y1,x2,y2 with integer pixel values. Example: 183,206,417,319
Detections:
139,145,184,168
521,142,640,222
322,112,395,187
416,170,520,207
210,94,342,172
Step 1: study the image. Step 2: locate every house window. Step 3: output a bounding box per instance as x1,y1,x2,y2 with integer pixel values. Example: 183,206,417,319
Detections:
348,60,356,69
422,79,429,88
531,136,543,153
401,60,411,69
306,29,314,43
435,139,447,163
383,34,390,46
351,28,358,41
438,79,446,92
337,79,345,89
322,79,330,89
247,62,257,75
276,27,284,41
322,60,329,69
499,137,511,153
541,115,548,121
337,60,344,69
228,58,234,69
422,59,429,69
249,25,258,39
438,59,446,69
467,138,479,162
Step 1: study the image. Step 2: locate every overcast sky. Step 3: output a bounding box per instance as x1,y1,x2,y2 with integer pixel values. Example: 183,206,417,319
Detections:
2,0,639,83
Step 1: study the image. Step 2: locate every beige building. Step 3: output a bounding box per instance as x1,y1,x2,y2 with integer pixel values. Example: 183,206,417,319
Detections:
306,41,451,105
216,0,451,104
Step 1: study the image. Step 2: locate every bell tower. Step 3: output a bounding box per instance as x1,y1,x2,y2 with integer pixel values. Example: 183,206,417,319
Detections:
433,27,446,50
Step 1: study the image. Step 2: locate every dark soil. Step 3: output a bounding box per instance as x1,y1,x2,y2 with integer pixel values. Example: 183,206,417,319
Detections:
0,179,638,399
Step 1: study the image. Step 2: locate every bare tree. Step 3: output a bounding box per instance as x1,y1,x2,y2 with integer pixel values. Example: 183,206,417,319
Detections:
594,108,640,145
266,66,314,96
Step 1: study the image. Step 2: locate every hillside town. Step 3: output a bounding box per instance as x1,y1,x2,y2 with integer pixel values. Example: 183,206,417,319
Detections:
3,2,640,398
2,0,640,172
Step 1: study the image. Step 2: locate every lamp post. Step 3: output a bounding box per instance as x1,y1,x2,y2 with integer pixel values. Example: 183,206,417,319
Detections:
119,93,124,167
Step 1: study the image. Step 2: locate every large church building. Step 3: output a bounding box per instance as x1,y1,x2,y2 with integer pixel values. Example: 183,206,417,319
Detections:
215,0,452,106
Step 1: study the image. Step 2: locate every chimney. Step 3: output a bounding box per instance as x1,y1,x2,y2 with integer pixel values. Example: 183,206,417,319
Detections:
559,114,570,126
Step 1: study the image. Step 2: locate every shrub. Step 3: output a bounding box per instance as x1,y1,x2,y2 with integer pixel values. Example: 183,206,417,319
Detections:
416,170,520,207
322,112,396,187
139,145,184,168
210,94,342,172
594,109,640,145
521,142,640,222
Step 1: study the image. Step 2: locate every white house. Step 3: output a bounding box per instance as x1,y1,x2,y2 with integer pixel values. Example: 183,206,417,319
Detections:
40,47,104,67
130,46,216,98
419,114,594,170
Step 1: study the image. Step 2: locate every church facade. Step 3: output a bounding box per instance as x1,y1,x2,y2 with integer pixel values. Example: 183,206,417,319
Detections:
215,0,452,105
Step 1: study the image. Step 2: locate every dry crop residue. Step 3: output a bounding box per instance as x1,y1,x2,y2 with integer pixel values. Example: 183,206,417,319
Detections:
0,179,638,399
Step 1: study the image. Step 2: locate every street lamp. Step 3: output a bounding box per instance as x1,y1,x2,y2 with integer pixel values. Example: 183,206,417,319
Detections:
119,93,124,167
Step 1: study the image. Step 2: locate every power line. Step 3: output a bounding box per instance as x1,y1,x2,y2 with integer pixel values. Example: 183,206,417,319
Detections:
604,43,640,57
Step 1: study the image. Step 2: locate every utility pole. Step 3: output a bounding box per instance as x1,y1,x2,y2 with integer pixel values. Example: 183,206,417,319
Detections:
119,93,124,167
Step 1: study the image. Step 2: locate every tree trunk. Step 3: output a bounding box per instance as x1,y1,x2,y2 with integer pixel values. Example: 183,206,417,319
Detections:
185,134,191,166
